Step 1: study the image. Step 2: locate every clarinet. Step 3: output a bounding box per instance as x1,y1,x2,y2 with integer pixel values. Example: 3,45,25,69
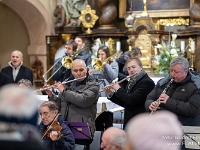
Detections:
149,78,174,116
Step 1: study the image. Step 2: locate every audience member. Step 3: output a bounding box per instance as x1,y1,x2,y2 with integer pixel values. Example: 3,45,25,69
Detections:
0,84,46,150
117,47,142,81
38,101,75,150
145,57,200,126
106,58,155,129
44,59,99,149
126,111,183,150
51,39,77,82
1,50,33,84
0,71,12,88
18,78,33,88
101,127,128,150
74,36,92,67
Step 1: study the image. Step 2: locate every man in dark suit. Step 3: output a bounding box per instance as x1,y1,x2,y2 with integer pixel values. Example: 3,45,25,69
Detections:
0,72,12,88
1,50,33,84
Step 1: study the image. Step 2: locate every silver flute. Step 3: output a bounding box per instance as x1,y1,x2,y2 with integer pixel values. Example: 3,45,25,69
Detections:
34,76,86,92
99,72,138,92
149,78,174,116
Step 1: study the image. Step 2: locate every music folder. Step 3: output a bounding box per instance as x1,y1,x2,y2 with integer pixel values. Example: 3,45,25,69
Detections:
64,121,92,140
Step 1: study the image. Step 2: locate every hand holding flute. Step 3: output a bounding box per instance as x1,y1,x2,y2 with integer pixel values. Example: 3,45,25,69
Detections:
101,73,138,95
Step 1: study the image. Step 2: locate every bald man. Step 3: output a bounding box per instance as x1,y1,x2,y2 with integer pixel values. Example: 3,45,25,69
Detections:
1,50,33,84
101,127,128,150
45,59,99,146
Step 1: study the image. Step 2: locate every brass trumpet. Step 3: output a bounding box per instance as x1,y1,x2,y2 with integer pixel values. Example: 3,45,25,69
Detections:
34,76,86,93
43,47,85,82
92,51,123,71
99,73,138,92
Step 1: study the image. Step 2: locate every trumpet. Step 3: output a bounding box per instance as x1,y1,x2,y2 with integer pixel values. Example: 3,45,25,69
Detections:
92,51,123,71
34,76,86,93
99,73,138,92
149,78,174,116
43,46,85,82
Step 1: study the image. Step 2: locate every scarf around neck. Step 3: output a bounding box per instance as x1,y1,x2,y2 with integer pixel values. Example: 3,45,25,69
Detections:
127,70,146,93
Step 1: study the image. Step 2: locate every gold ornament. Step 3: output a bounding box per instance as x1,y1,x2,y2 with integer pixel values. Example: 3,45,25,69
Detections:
79,5,99,34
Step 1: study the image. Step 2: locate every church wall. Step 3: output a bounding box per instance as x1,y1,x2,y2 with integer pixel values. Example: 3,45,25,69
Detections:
0,3,30,69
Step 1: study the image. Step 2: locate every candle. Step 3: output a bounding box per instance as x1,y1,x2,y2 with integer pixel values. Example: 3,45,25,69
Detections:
96,41,100,50
105,42,109,47
180,41,185,51
116,41,121,51
130,0,132,10
191,41,195,52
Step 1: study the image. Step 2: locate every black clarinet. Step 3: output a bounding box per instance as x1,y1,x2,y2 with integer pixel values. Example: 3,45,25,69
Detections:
150,78,174,116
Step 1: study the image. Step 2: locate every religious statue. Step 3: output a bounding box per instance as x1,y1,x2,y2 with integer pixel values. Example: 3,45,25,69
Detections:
54,0,88,27
98,0,117,29
189,0,200,28
31,56,43,80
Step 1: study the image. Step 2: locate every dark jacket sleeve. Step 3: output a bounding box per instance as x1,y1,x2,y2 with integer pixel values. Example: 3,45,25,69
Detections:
110,77,155,106
61,81,99,108
53,123,75,150
41,123,75,150
145,84,160,112
51,58,69,82
27,68,34,84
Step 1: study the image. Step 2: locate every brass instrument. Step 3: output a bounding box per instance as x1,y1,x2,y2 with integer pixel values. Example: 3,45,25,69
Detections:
149,78,174,116
34,76,86,93
99,73,138,92
43,47,85,82
92,51,123,71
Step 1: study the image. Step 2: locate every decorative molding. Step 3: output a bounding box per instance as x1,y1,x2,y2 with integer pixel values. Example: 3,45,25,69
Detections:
159,17,190,26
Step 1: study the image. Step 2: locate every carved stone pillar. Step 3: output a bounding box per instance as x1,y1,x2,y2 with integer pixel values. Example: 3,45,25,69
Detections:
97,0,117,30
189,0,200,28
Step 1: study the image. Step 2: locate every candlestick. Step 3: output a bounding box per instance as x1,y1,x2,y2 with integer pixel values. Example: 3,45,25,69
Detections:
116,41,121,51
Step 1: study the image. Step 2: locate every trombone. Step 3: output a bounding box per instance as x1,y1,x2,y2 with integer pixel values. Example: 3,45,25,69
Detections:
92,51,123,71
99,73,138,92
43,47,85,82
34,76,86,93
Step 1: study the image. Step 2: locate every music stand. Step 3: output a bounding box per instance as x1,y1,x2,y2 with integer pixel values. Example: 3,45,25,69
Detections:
64,121,93,149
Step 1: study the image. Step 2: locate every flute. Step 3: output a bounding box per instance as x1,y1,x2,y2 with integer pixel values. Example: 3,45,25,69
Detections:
149,78,174,116
99,73,138,92
34,76,86,92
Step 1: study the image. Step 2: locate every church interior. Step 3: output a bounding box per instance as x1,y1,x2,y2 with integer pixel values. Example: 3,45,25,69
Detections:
1,0,200,150
0,0,199,87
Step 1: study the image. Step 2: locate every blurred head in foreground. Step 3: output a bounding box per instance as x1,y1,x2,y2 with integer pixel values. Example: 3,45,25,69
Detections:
18,79,33,88
0,84,38,127
101,127,128,150
126,111,183,150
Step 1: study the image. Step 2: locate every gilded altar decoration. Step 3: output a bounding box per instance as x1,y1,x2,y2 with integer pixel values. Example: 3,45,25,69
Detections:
155,34,182,75
159,17,189,26
79,5,99,34
135,34,152,69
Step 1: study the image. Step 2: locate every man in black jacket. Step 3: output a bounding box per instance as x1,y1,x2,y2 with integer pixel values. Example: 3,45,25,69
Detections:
145,57,200,126
1,50,33,84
